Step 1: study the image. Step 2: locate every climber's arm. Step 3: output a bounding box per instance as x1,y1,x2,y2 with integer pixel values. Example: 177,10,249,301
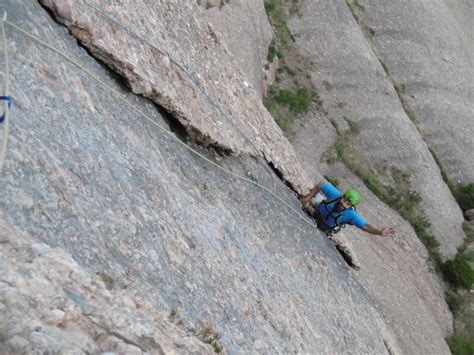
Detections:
363,224,395,237
300,182,325,206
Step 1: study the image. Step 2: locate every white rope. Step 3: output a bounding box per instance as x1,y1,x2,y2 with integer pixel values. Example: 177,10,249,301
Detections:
0,11,10,174
80,0,263,158
81,0,302,203
5,20,317,227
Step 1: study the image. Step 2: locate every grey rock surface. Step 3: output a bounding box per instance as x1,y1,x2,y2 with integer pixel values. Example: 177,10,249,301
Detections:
288,0,465,259
357,0,474,185
0,222,215,354
322,163,452,354
1,1,405,353
40,0,311,192
202,4,454,352
200,0,273,97
288,110,335,182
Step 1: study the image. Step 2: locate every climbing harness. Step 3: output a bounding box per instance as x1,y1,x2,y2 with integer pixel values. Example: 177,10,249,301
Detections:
4,19,317,228
314,196,353,237
0,9,10,174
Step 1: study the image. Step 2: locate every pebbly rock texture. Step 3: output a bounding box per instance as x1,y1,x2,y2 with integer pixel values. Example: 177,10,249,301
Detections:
0,221,215,354
1,1,406,353
40,0,311,192
288,110,335,182
321,163,452,355
355,0,474,185
288,0,465,259
199,0,273,97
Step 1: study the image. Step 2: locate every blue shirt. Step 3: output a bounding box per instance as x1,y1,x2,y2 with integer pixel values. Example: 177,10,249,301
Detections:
317,183,367,230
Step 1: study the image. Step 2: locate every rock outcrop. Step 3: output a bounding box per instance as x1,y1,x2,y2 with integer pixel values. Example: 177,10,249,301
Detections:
356,0,474,185
0,222,215,354
199,0,273,97
1,1,404,352
40,0,310,192
288,0,465,259
0,0,465,353
306,162,452,354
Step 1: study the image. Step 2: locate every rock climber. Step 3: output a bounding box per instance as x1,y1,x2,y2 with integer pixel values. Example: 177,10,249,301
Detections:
300,181,395,237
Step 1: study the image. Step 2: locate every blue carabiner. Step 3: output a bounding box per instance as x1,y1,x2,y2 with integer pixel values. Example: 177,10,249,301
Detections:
0,96,12,123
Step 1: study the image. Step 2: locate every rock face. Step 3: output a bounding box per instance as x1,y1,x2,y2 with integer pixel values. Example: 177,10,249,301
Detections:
288,0,465,259
0,0,461,353
40,0,310,192
199,0,273,97
356,0,474,185
305,162,452,354
0,1,406,352
0,222,215,354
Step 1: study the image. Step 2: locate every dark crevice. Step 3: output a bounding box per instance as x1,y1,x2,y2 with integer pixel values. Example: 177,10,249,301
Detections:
334,241,359,269
39,0,213,145
39,0,306,214
264,159,300,197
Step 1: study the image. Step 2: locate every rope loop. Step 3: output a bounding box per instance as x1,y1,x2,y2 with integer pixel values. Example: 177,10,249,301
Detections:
4,20,318,228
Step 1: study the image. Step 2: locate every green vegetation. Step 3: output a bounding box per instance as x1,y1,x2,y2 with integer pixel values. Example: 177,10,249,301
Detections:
276,88,314,114
333,119,474,353
263,0,319,131
442,256,474,289
344,117,360,134
454,183,474,211
264,84,318,131
332,120,441,261
169,309,224,353
430,148,474,212
447,336,474,355
265,0,294,46
267,39,282,62
380,60,390,76
346,0,376,39
283,65,297,76
352,0,365,11
325,176,341,188
289,0,301,15
264,91,292,131
446,291,462,313
430,145,474,353
345,2,473,351
193,322,224,353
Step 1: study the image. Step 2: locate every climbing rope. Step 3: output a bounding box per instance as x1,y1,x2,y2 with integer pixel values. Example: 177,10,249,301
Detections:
0,10,11,174
5,20,317,227
81,0,301,202
81,0,262,158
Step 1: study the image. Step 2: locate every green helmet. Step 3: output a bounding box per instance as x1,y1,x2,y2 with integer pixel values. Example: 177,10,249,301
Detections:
344,189,361,207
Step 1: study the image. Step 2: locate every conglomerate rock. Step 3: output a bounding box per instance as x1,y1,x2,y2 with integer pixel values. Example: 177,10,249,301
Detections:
288,0,465,259
0,1,463,353
1,1,403,352
357,0,474,185
0,222,215,354
199,0,273,97
314,163,452,355
40,0,311,192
